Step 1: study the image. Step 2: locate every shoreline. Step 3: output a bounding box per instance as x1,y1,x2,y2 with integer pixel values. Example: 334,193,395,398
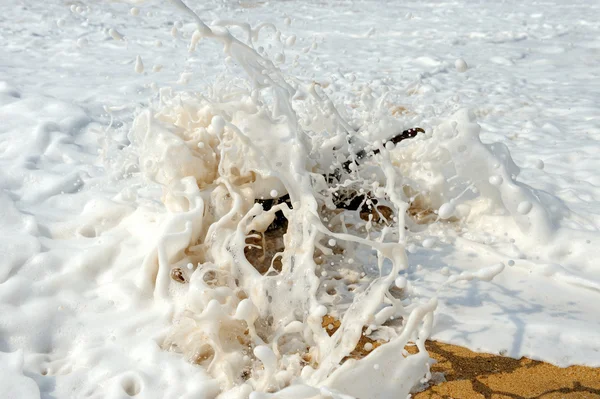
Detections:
413,341,600,398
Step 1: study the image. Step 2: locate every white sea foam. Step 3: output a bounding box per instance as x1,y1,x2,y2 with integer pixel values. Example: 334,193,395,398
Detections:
1,0,600,398
115,1,568,396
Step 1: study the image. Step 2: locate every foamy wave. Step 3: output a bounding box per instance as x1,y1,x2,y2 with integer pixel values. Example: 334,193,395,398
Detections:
126,72,556,398
110,1,567,397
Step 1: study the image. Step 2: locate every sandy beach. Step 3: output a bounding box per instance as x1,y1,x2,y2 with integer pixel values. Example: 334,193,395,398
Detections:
414,342,600,398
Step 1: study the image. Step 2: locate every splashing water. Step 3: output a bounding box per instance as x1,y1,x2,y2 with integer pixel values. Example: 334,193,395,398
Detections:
121,1,557,398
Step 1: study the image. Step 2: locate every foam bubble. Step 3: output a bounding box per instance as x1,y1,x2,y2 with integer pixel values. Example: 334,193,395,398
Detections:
455,58,468,72
438,202,455,219
395,276,407,289
109,28,124,41
286,35,296,47
535,159,545,169
517,201,533,215
423,238,436,248
134,55,144,74
489,175,503,185
210,115,225,135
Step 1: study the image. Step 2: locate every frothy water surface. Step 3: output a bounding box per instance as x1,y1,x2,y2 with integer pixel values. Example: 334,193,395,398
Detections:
1,0,600,398
122,1,560,396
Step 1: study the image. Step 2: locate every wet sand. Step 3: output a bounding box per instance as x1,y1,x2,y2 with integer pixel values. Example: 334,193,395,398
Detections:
413,341,600,398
